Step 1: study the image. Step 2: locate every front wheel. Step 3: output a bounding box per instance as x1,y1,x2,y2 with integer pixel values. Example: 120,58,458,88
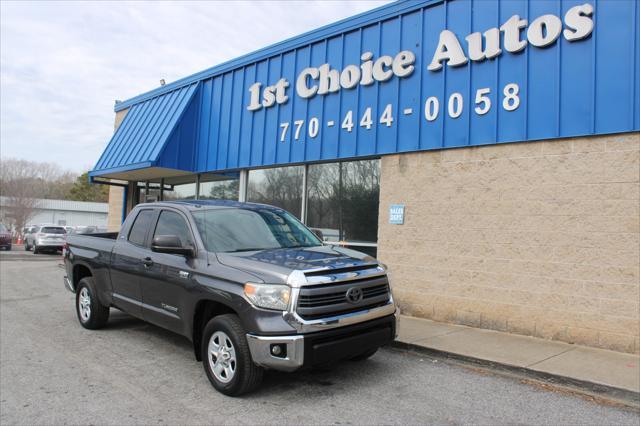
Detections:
201,314,263,396
75,278,109,329
32,244,39,254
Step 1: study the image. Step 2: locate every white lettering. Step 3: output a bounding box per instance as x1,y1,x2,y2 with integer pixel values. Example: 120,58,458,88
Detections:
340,65,361,89
392,50,416,77
274,78,289,104
247,82,262,111
372,55,394,81
564,3,594,41
296,68,319,98
527,14,563,47
262,85,276,107
428,30,468,71
360,52,375,86
500,15,528,53
317,64,340,95
465,27,502,61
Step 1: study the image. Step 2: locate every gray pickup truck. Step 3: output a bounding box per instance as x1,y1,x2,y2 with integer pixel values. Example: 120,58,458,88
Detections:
63,200,396,396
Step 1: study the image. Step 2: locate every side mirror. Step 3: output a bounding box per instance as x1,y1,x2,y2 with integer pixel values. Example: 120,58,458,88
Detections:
151,235,194,257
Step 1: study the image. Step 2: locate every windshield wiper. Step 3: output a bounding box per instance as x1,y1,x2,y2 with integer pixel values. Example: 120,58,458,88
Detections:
228,247,268,252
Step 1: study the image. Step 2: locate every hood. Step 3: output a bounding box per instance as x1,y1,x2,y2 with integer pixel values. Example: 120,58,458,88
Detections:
215,245,377,284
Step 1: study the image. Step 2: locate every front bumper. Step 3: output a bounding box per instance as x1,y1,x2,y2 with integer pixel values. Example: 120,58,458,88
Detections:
246,314,396,372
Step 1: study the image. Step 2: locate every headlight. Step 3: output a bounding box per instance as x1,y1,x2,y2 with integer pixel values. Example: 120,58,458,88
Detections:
244,283,290,311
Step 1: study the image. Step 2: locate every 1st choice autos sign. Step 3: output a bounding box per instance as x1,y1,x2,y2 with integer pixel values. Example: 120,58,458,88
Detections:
245,3,594,144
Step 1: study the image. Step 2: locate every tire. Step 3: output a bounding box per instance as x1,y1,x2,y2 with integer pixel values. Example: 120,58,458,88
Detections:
75,277,109,329
6,245,11,251
349,347,378,361
24,242,30,251
33,244,39,254
201,314,263,396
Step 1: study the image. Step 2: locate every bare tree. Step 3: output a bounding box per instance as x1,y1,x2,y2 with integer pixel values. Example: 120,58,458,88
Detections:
0,158,74,234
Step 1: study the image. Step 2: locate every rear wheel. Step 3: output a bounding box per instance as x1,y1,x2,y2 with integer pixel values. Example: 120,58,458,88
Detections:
75,277,109,329
201,314,263,396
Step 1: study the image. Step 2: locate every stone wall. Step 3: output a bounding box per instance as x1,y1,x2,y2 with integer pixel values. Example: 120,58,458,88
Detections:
106,186,124,231
378,132,640,353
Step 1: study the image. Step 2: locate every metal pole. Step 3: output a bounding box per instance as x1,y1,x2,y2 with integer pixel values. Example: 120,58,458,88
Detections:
301,165,308,224
195,174,201,200
239,170,248,202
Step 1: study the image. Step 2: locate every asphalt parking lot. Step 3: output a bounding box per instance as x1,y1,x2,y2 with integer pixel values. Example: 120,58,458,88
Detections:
1,250,638,425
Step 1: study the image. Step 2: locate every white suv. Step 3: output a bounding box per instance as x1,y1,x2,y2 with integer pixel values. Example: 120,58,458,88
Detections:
25,225,67,254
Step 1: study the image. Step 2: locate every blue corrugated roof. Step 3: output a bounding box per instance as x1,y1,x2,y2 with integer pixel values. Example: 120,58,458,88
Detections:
90,83,200,177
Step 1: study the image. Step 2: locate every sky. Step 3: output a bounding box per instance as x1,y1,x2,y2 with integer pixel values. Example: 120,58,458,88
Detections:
0,0,389,173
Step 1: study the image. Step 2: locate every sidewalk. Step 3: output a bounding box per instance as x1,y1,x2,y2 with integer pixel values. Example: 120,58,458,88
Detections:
394,315,640,404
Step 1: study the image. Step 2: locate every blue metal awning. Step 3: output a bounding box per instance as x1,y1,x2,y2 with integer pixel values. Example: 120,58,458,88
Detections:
90,83,200,179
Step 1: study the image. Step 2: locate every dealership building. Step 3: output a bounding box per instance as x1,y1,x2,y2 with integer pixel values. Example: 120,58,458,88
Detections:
90,0,639,353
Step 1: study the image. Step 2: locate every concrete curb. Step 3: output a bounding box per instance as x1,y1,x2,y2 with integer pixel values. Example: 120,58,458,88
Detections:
391,340,640,409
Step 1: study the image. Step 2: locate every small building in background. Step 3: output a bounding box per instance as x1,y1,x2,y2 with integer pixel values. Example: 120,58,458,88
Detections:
0,197,108,229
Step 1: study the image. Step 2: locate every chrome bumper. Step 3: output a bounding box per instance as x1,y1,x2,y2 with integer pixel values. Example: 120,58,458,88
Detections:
37,240,65,247
283,295,397,333
247,301,398,371
246,334,305,372
63,276,74,293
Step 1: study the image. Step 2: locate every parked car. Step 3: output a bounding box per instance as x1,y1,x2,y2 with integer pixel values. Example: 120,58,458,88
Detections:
26,225,67,253
0,224,11,250
63,201,396,396
23,226,38,251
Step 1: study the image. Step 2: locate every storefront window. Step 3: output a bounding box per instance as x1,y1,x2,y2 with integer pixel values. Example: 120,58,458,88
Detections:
163,182,196,200
137,182,161,204
199,175,239,200
247,166,304,219
307,159,380,256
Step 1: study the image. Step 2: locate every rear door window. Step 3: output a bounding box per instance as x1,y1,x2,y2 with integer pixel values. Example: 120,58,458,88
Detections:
128,210,155,246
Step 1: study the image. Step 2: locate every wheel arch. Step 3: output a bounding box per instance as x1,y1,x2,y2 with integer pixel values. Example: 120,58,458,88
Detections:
192,299,238,361
72,262,93,292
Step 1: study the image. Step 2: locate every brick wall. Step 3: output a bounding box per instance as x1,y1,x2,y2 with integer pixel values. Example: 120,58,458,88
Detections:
378,132,640,353
105,108,129,230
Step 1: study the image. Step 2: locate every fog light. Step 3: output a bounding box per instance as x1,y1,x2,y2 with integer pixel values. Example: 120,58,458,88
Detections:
270,344,286,358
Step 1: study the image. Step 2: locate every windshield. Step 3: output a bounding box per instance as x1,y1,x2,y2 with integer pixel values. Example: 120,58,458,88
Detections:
193,208,321,253
41,227,66,234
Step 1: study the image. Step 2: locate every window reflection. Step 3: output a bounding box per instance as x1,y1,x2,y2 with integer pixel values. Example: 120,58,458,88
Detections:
163,182,196,200
199,178,239,200
307,159,379,255
247,166,304,219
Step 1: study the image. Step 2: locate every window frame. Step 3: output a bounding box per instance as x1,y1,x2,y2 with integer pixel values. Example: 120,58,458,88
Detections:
127,209,156,248
150,208,198,255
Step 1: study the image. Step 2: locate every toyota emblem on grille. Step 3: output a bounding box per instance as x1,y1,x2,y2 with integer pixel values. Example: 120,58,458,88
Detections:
345,287,363,304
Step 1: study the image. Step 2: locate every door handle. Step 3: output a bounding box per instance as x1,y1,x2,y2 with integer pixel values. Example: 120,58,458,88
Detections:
142,257,154,268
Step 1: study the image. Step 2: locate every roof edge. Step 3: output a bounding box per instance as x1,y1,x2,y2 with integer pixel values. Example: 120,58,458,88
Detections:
114,0,443,112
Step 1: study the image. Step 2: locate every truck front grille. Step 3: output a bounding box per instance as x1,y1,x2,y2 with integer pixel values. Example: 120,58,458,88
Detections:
296,276,390,320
